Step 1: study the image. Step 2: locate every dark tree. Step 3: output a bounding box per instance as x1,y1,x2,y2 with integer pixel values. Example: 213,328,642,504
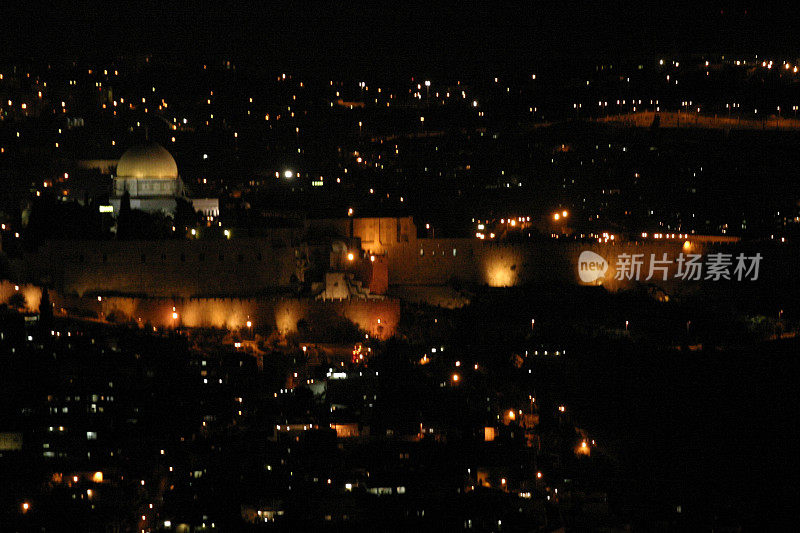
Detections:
8,292,26,311
38,287,53,331
173,197,201,235
116,189,132,240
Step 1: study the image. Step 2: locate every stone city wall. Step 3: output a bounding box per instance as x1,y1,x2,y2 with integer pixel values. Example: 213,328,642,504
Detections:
25,239,311,298
0,280,400,340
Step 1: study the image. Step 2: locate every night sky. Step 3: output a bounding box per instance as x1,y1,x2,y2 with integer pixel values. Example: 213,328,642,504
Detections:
3,2,798,78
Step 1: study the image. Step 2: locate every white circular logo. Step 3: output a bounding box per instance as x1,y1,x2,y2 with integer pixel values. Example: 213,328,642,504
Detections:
578,251,608,283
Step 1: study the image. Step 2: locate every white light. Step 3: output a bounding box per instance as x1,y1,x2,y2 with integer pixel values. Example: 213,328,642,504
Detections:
284,170,294,179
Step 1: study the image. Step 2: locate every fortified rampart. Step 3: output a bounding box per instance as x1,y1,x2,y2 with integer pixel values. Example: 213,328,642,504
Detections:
0,280,400,340
24,238,316,298
383,239,716,291
8,217,790,323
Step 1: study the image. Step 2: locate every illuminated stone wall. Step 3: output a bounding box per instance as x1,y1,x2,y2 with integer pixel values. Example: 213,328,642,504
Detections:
306,217,415,254
11,217,759,304
49,292,401,340
370,237,720,292
0,281,42,312
25,235,724,297
28,239,309,298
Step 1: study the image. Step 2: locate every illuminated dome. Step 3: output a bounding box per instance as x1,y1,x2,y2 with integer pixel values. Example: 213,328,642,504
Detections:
116,143,178,180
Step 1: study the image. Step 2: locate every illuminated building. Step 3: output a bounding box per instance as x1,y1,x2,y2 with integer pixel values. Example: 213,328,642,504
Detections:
109,142,218,217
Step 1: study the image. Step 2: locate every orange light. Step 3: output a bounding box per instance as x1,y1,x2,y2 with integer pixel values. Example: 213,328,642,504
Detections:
347,252,354,261
451,373,460,382
553,213,560,221
92,472,103,483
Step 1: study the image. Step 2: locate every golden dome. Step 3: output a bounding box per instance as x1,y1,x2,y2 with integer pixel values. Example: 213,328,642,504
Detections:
116,143,178,180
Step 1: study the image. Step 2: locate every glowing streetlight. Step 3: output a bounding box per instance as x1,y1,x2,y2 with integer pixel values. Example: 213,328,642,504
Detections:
284,170,294,179
347,252,354,261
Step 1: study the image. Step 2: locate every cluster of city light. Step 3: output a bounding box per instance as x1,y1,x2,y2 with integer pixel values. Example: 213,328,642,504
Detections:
597,232,616,243
640,232,690,239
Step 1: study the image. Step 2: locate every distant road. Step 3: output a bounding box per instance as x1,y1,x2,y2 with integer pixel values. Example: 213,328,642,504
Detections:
597,111,800,131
